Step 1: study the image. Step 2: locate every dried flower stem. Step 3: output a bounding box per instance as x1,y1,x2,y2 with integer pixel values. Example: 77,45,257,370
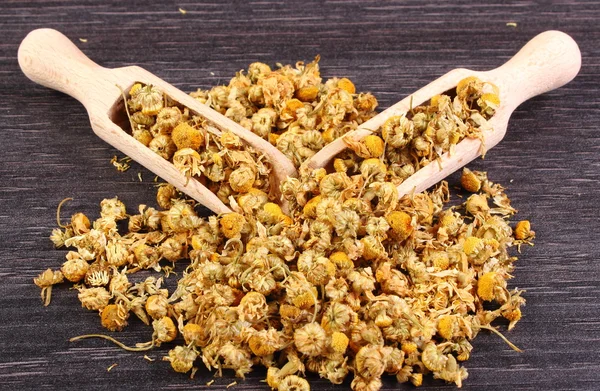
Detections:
70,334,154,352
56,197,73,228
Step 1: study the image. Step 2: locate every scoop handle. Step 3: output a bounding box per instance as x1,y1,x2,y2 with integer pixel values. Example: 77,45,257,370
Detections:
486,30,581,112
18,28,117,111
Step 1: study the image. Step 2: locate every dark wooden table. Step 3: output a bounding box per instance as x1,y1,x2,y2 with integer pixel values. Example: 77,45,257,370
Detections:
1,1,598,390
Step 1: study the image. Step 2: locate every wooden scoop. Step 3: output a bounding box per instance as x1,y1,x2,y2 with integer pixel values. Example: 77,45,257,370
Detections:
18,28,297,214
302,30,581,196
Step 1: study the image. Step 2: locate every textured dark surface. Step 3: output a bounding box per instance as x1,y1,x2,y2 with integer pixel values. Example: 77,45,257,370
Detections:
1,1,599,390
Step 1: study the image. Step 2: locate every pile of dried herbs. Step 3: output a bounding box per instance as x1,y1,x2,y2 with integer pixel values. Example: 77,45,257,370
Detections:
35,61,534,390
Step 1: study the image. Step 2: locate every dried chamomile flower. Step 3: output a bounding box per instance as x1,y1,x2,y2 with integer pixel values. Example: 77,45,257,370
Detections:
237,291,268,323
61,253,89,282
146,294,169,320
50,227,72,248
134,85,164,116
100,197,127,220
155,106,183,134
71,212,90,235
381,115,414,148
153,316,178,345
165,345,198,373
220,212,248,239
355,345,387,380
100,303,129,332
278,375,310,391
173,148,202,178
182,323,204,346
477,272,505,302
465,193,490,218
105,240,129,267
171,122,204,150
461,167,482,192
229,165,256,193
156,184,177,210
149,134,177,160
514,220,535,240
85,262,111,287
248,62,272,82
78,286,111,311
294,322,327,357
34,269,64,306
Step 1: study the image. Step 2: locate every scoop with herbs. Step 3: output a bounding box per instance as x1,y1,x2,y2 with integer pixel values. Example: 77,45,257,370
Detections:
303,30,581,196
18,28,296,214
19,29,580,215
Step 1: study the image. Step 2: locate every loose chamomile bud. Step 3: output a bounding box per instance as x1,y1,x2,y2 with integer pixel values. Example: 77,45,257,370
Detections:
360,158,387,183
182,323,204,346
291,287,319,309
296,85,320,102
229,165,256,193
294,323,327,357
355,345,387,379
100,303,129,332
165,345,197,373
355,92,378,112
220,213,247,238
437,315,459,340
477,92,500,117
248,333,278,357
465,194,489,217
84,263,110,287
477,272,501,301
237,291,269,323
237,188,269,213
514,220,535,240
71,213,90,235
100,197,127,220
401,341,418,355
78,287,111,311
363,135,385,158
153,316,177,345
133,128,154,146
149,134,177,160
330,331,349,354
105,240,130,267
303,196,322,218
329,251,354,272
381,115,414,148
385,211,413,242
171,123,204,150
352,376,382,391
463,236,484,260
155,106,183,134
281,98,305,119
278,375,310,391
337,77,356,94
460,168,482,192
135,85,164,116
360,236,387,261
61,254,89,282
422,342,447,372
156,184,177,210
504,308,522,330
146,294,169,320
410,373,423,387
